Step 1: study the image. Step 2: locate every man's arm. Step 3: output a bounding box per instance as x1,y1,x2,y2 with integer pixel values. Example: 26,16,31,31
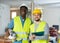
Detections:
8,19,14,30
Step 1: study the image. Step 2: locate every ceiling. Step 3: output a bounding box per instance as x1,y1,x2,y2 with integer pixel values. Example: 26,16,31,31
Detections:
34,0,60,4
0,0,60,10
34,0,60,8
0,0,32,10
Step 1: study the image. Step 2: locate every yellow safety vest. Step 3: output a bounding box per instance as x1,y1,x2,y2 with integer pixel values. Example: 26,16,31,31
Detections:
13,16,31,43
30,21,48,43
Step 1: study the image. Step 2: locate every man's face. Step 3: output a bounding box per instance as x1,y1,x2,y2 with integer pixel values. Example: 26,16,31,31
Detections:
20,7,27,17
33,14,41,21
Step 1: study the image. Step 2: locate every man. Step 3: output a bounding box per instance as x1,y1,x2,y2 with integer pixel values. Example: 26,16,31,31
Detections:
8,4,32,43
29,8,49,43
49,27,57,43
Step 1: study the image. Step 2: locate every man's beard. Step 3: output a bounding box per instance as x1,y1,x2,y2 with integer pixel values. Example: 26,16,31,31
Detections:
35,19,40,22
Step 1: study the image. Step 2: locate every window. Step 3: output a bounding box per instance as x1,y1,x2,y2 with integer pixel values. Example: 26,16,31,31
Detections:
11,12,16,19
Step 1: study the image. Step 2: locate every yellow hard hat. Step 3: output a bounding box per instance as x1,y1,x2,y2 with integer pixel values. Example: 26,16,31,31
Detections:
32,8,42,15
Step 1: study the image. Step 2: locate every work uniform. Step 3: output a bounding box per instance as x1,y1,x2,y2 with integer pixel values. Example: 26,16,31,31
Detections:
30,21,49,43
8,16,32,43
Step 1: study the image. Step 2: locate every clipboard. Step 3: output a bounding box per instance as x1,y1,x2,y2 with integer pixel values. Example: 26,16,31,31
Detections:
32,32,44,36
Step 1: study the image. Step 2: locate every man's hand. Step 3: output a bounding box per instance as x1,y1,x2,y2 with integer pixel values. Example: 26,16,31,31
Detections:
29,34,36,40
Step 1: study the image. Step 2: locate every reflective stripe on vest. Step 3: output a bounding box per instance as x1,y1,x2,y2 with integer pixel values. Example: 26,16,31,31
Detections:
19,38,28,40
15,32,27,34
13,16,31,41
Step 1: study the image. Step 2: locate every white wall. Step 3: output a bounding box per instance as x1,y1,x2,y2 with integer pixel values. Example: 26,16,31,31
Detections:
42,7,60,29
0,4,10,35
